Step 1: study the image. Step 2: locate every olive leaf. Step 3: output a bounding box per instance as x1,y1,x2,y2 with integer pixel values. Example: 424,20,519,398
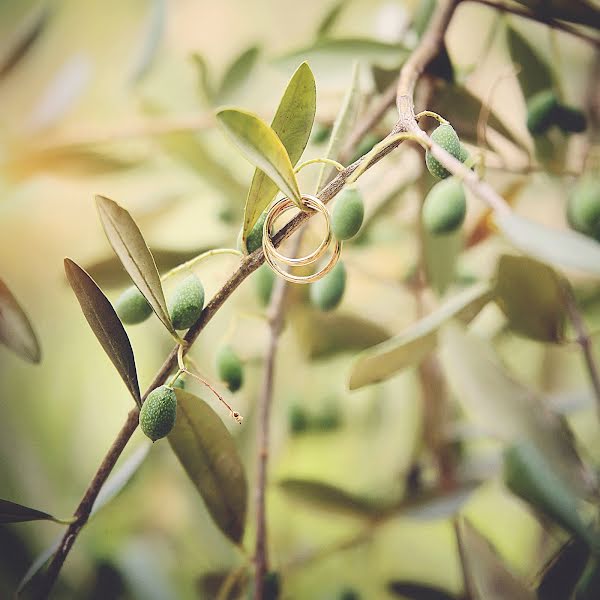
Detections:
242,62,316,243
494,254,565,343
0,499,63,524
168,389,247,543
64,258,141,405
423,227,461,296
217,108,302,212
191,52,214,104
216,45,260,103
495,211,600,279
0,277,41,363
127,0,166,83
315,61,360,192
387,581,457,600
315,0,349,38
456,519,535,600
348,282,493,390
95,195,174,335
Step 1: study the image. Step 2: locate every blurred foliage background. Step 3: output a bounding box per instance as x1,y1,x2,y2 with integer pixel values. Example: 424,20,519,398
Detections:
0,0,599,598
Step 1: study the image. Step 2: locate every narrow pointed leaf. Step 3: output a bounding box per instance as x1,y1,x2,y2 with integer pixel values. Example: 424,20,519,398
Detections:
0,499,61,524
64,258,141,404
16,537,61,596
456,519,535,600
316,0,348,38
95,195,174,334
0,277,41,363
349,283,492,390
495,211,600,278
242,62,316,242
316,61,360,191
216,45,260,103
168,389,247,543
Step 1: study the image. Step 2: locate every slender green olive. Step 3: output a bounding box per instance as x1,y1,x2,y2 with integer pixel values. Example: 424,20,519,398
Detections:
332,187,365,241
115,286,152,325
425,123,462,179
567,178,600,241
168,274,205,330
526,89,559,136
216,345,243,392
309,261,346,312
422,177,466,235
139,385,177,441
255,264,275,307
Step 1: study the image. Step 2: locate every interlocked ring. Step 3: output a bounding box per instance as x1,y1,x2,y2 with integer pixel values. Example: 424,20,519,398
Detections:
262,193,341,284
262,194,332,266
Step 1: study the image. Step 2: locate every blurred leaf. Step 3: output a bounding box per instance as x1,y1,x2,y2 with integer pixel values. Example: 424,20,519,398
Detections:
371,64,397,94
439,323,591,495
423,227,461,296
456,519,535,600
191,53,214,104
84,246,213,289
503,441,594,545
494,254,565,342
349,283,492,390
291,309,390,359
91,443,151,516
316,61,360,191
16,537,61,597
95,195,174,335
0,0,49,80
64,258,141,404
316,0,349,38
197,570,248,600
0,499,61,524
506,26,553,100
512,0,600,29
128,0,165,83
216,45,260,103
0,276,41,363
242,62,316,242
387,581,457,600
169,390,247,543
217,108,302,212
537,538,590,600
495,211,600,279
400,481,480,520
430,84,521,148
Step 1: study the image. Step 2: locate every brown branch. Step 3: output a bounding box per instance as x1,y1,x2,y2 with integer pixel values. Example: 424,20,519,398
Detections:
466,0,600,47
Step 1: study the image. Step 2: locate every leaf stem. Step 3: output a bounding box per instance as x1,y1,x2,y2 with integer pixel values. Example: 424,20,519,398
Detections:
161,248,242,282
294,157,345,174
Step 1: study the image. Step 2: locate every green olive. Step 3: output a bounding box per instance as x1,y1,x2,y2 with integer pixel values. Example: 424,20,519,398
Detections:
422,177,466,235
567,178,600,241
216,345,243,392
168,274,205,330
288,404,309,434
139,385,177,441
255,264,275,307
332,187,365,241
115,286,153,325
425,123,462,179
246,211,268,254
309,261,346,312
526,89,559,136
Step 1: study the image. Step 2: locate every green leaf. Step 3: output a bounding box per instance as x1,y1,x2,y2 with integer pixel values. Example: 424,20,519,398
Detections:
430,84,522,148
128,0,165,83
503,441,594,546
316,61,360,192
217,108,301,212
216,45,260,103
0,277,41,363
494,254,565,342
456,519,535,600
423,227,461,296
0,499,61,524
191,53,214,104
316,0,349,38
439,322,590,495
495,211,600,279
242,62,316,242
387,581,457,600
537,538,590,600
64,258,141,404
348,283,492,390
95,195,174,335
506,26,553,100
168,389,247,543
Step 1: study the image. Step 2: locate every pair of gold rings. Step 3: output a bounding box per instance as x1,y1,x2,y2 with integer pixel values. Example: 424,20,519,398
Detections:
261,194,341,284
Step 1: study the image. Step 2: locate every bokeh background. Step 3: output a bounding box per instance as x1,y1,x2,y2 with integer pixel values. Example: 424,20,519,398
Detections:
0,0,599,598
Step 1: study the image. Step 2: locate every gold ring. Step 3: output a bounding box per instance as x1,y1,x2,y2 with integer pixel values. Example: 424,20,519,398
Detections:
262,194,332,267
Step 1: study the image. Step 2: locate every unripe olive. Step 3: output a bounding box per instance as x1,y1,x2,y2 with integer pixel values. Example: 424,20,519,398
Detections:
139,385,177,441
168,274,205,330
288,404,309,434
216,345,243,392
309,261,346,311
526,89,559,136
311,122,331,145
255,264,275,307
115,285,153,325
332,187,365,241
422,177,466,235
246,211,268,254
567,178,600,241
425,123,462,179
556,105,587,134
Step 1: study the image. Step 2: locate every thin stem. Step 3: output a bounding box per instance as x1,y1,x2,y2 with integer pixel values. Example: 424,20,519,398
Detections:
294,157,345,174
161,248,242,282
415,110,448,123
